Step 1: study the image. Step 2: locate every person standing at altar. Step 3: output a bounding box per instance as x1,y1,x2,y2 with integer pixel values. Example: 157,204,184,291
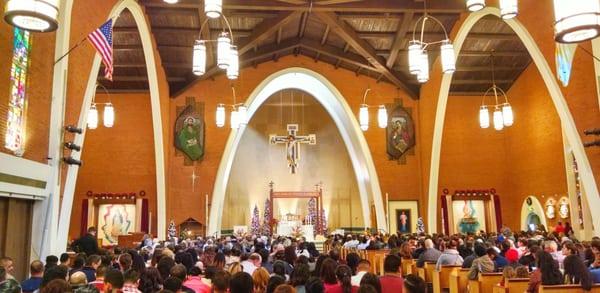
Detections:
72,227,99,256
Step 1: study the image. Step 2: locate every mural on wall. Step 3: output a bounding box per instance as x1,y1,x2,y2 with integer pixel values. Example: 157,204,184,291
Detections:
386,103,415,161
174,97,205,162
545,198,556,219
98,204,135,244
453,200,485,234
559,196,570,219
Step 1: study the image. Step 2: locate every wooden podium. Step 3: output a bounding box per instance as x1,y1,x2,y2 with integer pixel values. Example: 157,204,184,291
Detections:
117,232,145,249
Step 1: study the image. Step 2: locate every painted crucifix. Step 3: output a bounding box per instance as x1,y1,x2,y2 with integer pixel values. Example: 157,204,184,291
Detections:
269,124,316,174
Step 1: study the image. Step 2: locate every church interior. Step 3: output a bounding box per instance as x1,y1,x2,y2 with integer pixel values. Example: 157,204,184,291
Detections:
1,0,600,286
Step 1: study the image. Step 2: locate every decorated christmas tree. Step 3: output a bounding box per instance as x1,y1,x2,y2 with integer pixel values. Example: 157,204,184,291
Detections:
261,199,272,236
168,220,177,239
320,209,328,235
307,198,318,234
251,205,260,234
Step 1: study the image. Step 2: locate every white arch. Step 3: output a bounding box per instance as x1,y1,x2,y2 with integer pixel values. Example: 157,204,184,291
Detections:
208,68,386,236
55,0,167,252
520,196,547,231
427,7,600,234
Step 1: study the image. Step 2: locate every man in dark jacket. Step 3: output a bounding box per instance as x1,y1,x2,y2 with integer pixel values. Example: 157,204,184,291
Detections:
72,227,99,256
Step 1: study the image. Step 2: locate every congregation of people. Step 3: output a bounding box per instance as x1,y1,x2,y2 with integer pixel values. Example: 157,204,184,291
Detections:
1,222,600,293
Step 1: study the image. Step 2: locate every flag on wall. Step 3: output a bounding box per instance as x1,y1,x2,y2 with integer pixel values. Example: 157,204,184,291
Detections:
555,42,577,87
88,19,114,81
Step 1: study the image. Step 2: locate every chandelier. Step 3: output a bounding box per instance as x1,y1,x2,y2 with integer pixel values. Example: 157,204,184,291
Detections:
553,0,600,43
465,0,518,19
358,88,387,131
407,7,456,84
87,84,115,129
192,9,238,79
3,0,60,32
479,53,514,131
216,86,247,129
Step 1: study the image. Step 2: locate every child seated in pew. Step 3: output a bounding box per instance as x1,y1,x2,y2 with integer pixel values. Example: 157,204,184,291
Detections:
515,266,529,278
498,266,515,287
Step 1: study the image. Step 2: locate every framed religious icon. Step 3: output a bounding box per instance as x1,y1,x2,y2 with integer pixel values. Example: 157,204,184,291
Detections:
545,198,556,219
174,104,205,161
388,200,419,234
386,105,416,160
559,196,570,219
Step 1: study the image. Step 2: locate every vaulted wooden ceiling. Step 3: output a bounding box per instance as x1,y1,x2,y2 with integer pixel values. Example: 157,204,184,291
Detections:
98,0,532,99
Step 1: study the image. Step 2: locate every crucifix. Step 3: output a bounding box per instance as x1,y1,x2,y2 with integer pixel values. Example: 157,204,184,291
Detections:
269,124,316,174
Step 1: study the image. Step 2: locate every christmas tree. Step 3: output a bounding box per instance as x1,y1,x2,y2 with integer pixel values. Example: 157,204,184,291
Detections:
251,205,260,234
320,209,328,235
261,199,272,236
168,220,177,239
307,198,318,234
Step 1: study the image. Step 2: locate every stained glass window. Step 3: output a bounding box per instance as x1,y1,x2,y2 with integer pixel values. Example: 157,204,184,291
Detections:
5,28,30,155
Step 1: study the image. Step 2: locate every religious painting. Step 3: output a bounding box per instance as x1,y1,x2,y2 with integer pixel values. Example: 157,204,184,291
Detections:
97,204,136,245
559,196,570,219
396,209,412,234
452,200,486,234
174,104,205,161
388,200,418,235
386,105,416,160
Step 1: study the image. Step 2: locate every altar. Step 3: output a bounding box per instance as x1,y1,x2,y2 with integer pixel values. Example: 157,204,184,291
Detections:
277,221,314,241
269,182,325,237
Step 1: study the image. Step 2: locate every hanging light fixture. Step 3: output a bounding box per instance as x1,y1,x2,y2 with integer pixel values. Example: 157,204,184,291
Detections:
216,104,226,127
356,88,386,131
205,0,222,19
553,0,600,43
407,2,455,83
163,0,178,3
227,45,239,80
217,32,231,69
192,13,237,78
499,0,518,19
193,40,207,76
359,105,369,131
230,110,239,129
479,106,490,129
237,105,247,125
4,0,60,32
377,105,388,129
87,104,99,130
440,40,456,73
103,103,115,128
479,52,514,131
466,0,486,12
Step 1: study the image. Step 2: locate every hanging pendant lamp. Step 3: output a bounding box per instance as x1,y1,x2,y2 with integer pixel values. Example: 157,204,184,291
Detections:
4,0,60,32
553,0,600,43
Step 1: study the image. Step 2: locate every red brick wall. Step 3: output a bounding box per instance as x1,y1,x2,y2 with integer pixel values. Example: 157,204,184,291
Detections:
168,55,422,229
69,92,157,239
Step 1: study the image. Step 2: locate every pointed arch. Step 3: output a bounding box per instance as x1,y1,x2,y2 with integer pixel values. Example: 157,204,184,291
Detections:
208,67,387,235
427,7,600,234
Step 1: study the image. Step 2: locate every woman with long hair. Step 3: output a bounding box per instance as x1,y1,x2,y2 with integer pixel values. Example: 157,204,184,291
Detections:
138,267,163,293
359,273,381,293
563,254,593,291
399,242,413,260
214,252,226,271
527,251,563,293
291,263,311,293
320,258,339,291
313,254,328,277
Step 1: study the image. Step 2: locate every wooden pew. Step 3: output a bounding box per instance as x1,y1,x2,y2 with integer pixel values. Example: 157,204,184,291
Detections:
449,268,469,293
420,262,436,283
492,278,530,293
401,259,415,276
540,284,600,293
467,273,502,293
432,266,462,293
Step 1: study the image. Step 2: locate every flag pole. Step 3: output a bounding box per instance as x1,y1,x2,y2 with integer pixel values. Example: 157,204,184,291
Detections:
53,36,88,65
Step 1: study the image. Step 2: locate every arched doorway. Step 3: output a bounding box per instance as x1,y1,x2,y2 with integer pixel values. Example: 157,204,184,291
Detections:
427,7,600,233
209,67,386,235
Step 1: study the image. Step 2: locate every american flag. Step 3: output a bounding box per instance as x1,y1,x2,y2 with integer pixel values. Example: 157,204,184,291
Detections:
88,19,113,81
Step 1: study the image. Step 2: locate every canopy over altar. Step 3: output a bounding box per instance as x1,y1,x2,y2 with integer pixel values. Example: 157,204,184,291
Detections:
269,182,324,239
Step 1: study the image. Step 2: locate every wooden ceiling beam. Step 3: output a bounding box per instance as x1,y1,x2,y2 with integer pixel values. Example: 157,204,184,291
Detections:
299,38,377,71
455,65,528,72
314,11,417,99
387,12,413,68
238,11,303,55
142,0,465,13
321,25,330,45
298,12,309,38
451,79,513,85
